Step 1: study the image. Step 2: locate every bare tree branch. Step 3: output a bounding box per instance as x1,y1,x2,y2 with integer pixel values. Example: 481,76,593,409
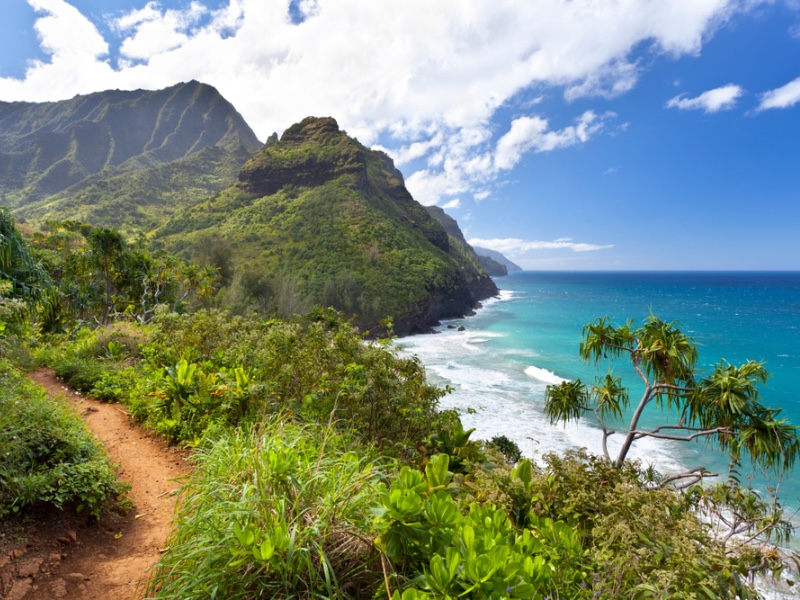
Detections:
632,426,731,442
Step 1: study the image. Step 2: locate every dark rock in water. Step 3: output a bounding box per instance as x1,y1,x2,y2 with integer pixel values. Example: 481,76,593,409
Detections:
457,326,466,331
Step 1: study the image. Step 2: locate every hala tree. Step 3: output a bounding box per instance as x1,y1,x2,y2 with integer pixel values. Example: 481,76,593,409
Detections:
88,227,126,324
544,315,800,488
0,208,50,303
31,220,219,328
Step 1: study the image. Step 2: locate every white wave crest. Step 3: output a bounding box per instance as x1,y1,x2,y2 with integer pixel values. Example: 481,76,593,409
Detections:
524,365,568,385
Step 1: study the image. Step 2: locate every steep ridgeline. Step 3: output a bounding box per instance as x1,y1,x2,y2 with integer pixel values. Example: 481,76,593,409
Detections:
155,117,497,335
0,80,261,232
425,206,508,277
472,246,523,273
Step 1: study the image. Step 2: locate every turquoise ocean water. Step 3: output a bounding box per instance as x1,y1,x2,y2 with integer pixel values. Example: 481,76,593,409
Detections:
397,271,800,516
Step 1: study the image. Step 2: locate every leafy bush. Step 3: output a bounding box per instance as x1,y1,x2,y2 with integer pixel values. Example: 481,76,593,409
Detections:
93,321,152,360
0,361,128,517
146,420,383,599
486,435,522,464
140,308,450,455
464,449,764,598
373,454,589,600
145,359,261,444
53,355,115,394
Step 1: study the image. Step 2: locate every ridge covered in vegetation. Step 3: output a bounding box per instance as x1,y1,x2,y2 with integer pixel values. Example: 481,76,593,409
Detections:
1,83,498,332
1,82,797,598
1,80,261,234
154,116,497,334
426,205,509,276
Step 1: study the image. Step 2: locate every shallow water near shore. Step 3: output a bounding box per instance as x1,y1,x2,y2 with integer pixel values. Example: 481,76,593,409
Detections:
397,271,800,522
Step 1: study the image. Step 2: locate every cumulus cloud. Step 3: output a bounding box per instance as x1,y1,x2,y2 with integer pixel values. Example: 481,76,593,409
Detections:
405,111,613,204
441,198,461,210
666,84,744,112
468,237,614,255
494,111,610,169
114,1,209,61
29,0,109,61
1,0,752,204
1,0,116,95
757,76,800,110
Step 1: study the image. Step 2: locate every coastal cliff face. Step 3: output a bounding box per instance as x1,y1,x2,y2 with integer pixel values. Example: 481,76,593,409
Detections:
0,80,495,334
473,246,523,273
477,256,508,276
157,116,497,335
425,204,501,289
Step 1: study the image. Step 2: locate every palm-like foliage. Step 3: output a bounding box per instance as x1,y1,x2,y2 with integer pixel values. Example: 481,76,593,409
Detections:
545,315,799,480
0,207,50,302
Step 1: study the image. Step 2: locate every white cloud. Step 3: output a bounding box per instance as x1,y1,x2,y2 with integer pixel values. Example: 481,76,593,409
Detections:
1,0,756,203
405,111,612,204
115,1,209,60
666,84,744,112
441,198,461,210
29,0,109,61
494,111,609,170
468,237,614,255
757,76,800,110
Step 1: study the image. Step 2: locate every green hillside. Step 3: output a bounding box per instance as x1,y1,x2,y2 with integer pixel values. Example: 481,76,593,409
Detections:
15,144,254,234
155,117,496,334
1,80,261,233
425,205,507,276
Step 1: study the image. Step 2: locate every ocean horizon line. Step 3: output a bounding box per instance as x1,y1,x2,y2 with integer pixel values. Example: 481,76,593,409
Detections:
503,269,800,274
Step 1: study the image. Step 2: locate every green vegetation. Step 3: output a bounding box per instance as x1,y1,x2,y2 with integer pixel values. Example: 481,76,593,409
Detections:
2,80,260,235
5,90,796,597
0,212,126,519
31,220,217,329
145,421,384,599
0,362,128,518
544,316,799,480
16,145,255,235
153,117,495,335
0,205,797,598
0,207,51,304
39,315,800,597
49,308,451,453
7,98,497,334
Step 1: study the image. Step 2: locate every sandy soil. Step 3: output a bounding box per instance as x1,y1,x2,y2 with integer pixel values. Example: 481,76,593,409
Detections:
0,369,189,600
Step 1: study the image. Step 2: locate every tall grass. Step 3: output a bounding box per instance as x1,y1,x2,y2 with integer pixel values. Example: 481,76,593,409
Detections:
145,418,386,599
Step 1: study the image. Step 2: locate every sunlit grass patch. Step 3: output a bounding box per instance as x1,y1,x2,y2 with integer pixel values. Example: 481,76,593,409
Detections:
146,418,385,599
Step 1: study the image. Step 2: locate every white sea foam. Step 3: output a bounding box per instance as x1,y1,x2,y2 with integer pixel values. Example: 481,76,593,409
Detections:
524,365,568,385
396,311,689,478
497,289,515,302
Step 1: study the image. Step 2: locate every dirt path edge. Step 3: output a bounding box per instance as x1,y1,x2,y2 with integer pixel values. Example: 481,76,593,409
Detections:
1,369,189,600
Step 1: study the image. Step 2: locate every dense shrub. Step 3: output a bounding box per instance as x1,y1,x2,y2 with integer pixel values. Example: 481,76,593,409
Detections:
373,454,590,600
461,450,764,599
136,308,452,454
31,309,791,598
53,356,115,394
0,361,128,517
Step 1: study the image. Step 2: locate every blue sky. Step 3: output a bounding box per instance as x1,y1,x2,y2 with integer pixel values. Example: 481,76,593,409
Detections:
2,0,800,269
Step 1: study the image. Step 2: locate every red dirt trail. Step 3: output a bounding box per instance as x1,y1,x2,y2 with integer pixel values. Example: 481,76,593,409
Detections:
0,369,189,600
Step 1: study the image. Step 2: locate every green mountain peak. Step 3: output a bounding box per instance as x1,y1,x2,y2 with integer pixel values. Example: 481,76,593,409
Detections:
157,116,496,334
1,81,261,233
